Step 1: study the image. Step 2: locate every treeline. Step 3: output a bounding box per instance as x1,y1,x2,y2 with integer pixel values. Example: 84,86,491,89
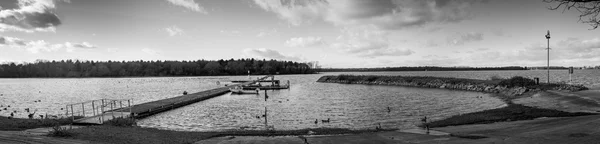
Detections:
320,66,528,72
0,59,315,78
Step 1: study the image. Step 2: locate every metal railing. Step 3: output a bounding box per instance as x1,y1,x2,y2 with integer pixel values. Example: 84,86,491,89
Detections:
65,98,134,124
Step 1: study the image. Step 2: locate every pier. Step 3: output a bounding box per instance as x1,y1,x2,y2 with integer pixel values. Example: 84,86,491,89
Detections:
70,75,274,125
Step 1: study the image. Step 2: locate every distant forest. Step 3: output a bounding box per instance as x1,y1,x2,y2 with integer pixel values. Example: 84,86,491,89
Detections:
0,59,315,78
320,66,533,72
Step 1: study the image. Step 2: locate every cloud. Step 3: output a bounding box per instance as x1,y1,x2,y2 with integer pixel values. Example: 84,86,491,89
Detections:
285,36,325,47
142,48,160,55
0,35,97,53
253,0,327,25
256,28,278,37
330,26,414,58
166,0,207,14
253,0,479,29
219,30,241,36
556,37,600,53
0,0,62,32
447,32,484,45
243,48,303,61
165,25,184,36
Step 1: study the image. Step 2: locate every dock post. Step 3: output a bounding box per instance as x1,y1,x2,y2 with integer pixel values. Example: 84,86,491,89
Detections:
82,103,85,117
70,105,74,119
92,101,96,116
101,99,105,113
65,105,68,118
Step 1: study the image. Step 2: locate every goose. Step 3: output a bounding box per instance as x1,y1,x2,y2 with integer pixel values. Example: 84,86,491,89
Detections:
314,119,318,124
321,118,330,123
10,112,14,117
387,107,391,113
28,110,37,119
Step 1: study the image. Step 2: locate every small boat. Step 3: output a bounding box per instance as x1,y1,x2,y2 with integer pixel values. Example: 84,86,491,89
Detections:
229,86,258,94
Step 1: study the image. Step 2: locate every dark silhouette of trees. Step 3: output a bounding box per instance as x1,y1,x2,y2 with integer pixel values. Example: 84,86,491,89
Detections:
544,0,600,29
0,59,314,78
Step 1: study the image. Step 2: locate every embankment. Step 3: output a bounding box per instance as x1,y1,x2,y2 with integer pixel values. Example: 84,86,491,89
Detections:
317,75,588,101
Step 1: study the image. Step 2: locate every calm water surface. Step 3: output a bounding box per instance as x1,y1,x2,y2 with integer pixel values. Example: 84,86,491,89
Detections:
1,70,598,131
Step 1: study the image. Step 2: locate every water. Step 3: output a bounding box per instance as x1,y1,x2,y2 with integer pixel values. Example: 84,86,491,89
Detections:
1,70,599,131
137,74,503,131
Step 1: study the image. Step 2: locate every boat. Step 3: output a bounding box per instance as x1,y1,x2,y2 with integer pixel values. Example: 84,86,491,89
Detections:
229,86,259,94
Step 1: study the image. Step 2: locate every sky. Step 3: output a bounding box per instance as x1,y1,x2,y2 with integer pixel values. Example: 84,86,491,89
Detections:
0,0,599,68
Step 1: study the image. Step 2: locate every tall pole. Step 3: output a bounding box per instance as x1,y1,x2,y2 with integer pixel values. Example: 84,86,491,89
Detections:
545,30,551,83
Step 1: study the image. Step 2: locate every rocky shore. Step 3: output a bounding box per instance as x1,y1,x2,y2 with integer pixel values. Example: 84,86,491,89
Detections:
317,75,588,99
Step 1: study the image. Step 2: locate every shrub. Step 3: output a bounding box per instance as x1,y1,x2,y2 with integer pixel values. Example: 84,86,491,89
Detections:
499,76,536,88
48,124,74,137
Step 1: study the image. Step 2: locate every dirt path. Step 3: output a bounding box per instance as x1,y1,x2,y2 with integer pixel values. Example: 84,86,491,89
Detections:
0,130,96,144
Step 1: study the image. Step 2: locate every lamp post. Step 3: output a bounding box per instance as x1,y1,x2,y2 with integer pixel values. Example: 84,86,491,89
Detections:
545,30,551,83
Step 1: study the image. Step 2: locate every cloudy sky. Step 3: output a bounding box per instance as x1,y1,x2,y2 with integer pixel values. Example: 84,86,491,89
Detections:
0,0,598,68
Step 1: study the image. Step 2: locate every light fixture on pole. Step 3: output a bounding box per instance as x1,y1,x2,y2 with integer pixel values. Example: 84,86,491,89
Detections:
545,30,551,83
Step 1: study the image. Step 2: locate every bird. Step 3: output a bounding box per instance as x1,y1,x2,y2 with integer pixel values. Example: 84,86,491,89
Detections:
10,112,14,117
321,118,330,123
314,119,318,124
387,107,391,113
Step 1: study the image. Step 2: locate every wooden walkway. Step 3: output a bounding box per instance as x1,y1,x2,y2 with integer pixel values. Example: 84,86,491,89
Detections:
128,75,272,119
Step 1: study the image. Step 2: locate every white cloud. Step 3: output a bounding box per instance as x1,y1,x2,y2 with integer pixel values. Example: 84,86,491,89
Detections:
165,25,184,36
256,28,278,37
253,0,479,29
0,36,97,53
166,0,207,14
330,26,413,58
285,36,325,47
142,48,160,55
0,0,62,33
447,32,484,46
243,48,303,61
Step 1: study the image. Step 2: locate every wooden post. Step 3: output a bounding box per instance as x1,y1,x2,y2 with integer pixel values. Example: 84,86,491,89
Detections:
82,103,85,117
70,105,74,118
264,106,268,129
101,99,105,113
92,101,96,116
65,105,69,117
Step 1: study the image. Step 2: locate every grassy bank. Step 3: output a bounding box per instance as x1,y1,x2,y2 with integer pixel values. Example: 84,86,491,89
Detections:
0,116,76,131
62,126,395,144
424,104,594,128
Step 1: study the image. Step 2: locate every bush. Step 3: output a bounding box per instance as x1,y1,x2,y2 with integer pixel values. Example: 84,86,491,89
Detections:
48,124,74,137
499,76,536,88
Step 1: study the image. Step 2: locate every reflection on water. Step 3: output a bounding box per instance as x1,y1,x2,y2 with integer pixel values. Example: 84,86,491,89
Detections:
138,74,504,131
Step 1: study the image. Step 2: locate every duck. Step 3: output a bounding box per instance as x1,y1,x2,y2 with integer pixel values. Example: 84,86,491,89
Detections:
321,118,330,123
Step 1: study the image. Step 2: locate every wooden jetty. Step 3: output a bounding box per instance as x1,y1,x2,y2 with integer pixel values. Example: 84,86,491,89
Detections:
71,75,273,125
231,80,279,83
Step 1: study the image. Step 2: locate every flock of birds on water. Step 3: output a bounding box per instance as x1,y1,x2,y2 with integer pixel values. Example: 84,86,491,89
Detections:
1,92,63,120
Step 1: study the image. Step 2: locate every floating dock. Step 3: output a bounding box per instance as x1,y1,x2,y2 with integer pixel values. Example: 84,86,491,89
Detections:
71,75,273,124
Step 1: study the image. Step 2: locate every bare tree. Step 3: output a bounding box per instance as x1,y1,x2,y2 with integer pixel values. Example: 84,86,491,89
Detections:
544,0,600,29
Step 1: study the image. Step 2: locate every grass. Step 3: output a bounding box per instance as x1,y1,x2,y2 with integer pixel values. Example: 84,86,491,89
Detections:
0,116,79,131
63,126,396,144
423,104,594,128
